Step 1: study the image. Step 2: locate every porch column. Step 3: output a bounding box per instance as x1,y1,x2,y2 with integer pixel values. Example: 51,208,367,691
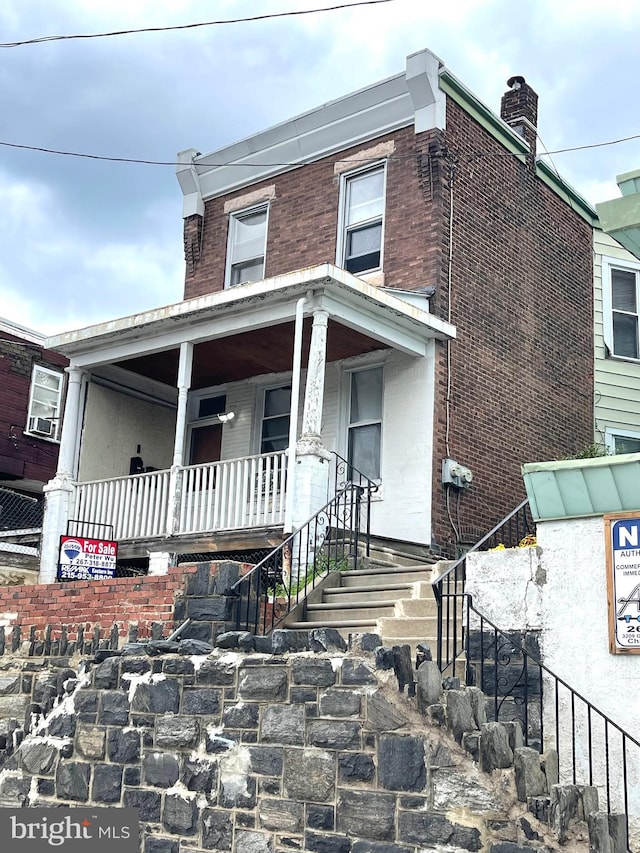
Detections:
156,343,193,575
39,366,84,583
293,309,331,534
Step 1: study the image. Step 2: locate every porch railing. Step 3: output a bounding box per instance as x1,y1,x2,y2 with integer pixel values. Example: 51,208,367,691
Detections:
231,482,372,635
74,451,287,540
179,451,287,533
433,500,638,844
75,469,171,540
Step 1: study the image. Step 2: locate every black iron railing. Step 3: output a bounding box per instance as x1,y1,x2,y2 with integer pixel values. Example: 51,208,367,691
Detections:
231,482,373,635
331,452,379,559
433,500,639,844
433,498,533,674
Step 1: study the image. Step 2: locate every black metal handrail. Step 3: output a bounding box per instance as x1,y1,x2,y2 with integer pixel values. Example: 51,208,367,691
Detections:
433,498,533,673
230,483,372,635
433,500,638,845
466,600,639,846
331,451,379,559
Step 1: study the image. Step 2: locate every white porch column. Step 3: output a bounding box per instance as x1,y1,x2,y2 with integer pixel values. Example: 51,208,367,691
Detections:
39,366,84,583
161,343,193,568
301,309,329,441
293,309,331,534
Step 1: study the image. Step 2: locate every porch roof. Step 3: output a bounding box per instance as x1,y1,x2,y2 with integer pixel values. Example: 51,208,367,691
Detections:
46,264,455,371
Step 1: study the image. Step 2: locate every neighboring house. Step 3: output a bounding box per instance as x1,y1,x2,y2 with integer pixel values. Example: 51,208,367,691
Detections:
594,229,640,454
0,317,67,580
39,48,597,581
594,171,640,454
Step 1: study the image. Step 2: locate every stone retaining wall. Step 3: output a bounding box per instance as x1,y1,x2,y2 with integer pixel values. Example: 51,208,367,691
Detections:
0,628,618,853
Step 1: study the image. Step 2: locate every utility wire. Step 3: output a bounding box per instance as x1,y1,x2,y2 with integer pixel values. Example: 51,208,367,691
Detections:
0,0,394,48
2,130,640,169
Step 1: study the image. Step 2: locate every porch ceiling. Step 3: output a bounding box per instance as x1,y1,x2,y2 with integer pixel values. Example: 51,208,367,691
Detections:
118,318,389,389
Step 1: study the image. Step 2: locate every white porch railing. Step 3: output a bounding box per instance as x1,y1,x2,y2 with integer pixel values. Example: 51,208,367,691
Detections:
73,451,287,541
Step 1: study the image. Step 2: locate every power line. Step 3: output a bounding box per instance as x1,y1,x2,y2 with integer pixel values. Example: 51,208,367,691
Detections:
2,130,640,170
0,0,395,48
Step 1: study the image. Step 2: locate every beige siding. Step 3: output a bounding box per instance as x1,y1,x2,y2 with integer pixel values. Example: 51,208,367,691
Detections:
594,230,640,446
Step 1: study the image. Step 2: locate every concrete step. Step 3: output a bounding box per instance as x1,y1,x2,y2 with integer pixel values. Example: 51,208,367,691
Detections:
377,615,438,638
322,583,414,603
340,567,433,588
394,597,437,618
285,619,378,632
305,602,396,622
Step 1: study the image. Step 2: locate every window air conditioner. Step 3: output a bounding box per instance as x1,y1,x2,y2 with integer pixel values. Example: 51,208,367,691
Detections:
29,417,55,437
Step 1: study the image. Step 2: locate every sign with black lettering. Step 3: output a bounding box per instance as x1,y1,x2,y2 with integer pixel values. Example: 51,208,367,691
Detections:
605,512,640,655
57,536,118,580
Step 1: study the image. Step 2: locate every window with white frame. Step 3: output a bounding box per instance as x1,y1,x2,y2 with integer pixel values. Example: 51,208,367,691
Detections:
226,204,268,287
606,429,640,455
26,365,63,440
347,366,383,480
604,258,640,360
260,386,291,454
338,165,386,275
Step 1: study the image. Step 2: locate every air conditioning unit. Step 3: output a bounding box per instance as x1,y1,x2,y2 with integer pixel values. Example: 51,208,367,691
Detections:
29,416,55,438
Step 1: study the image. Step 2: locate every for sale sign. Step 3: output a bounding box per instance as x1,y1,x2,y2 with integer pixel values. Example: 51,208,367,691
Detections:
58,536,118,580
605,513,640,655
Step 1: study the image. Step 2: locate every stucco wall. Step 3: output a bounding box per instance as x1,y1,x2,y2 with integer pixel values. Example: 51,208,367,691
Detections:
466,517,640,823
467,517,638,731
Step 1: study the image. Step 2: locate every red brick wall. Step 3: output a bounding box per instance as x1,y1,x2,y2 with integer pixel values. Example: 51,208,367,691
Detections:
0,331,68,489
0,570,181,641
183,126,446,300
181,94,594,556
428,99,593,553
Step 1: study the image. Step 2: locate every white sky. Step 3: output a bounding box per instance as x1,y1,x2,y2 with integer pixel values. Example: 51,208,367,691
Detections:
1,0,639,335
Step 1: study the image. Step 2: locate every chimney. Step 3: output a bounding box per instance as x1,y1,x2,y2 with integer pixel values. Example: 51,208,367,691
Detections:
500,76,538,157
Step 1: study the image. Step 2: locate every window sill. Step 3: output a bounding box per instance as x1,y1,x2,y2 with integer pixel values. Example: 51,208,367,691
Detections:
606,353,640,366
358,270,385,287
24,431,60,444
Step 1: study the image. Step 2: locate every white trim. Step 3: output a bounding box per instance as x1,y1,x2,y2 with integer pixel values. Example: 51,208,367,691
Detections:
25,364,64,443
336,161,387,276
601,254,640,360
224,202,270,289
0,317,45,345
605,427,640,454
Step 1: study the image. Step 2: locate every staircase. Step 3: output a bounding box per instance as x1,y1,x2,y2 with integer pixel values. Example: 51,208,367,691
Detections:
284,550,450,655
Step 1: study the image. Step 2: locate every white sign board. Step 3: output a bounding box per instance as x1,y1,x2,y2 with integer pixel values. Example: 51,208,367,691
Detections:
605,513,640,655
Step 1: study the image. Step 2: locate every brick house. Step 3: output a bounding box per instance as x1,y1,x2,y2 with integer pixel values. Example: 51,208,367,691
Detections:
39,48,596,581
0,317,67,580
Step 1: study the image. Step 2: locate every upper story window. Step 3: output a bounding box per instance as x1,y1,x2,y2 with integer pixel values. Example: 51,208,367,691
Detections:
338,165,386,275
26,365,63,441
347,366,383,480
603,258,640,360
226,204,268,288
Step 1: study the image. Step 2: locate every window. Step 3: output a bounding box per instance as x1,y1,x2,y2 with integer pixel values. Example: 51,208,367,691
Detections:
226,205,268,287
339,165,386,274
261,386,291,453
347,366,383,480
26,365,63,440
604,258,640,360
606,429,640,455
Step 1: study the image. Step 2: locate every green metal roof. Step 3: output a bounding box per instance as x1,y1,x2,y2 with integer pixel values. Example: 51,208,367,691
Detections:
522,454,640,521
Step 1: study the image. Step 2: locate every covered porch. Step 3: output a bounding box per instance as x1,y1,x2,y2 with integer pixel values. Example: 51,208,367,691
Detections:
39,265,454,580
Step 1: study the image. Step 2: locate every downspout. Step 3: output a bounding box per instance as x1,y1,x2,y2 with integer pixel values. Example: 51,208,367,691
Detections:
284,294,309,533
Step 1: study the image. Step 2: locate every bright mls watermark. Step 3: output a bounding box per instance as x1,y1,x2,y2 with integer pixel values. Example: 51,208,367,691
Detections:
0,808,138,852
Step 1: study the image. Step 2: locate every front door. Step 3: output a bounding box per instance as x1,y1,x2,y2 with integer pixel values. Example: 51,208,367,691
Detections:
188,394,226,465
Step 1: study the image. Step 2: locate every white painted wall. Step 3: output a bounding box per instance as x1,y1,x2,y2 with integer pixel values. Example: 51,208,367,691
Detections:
78,383,176,481
467,518,640,826
594,230,640,447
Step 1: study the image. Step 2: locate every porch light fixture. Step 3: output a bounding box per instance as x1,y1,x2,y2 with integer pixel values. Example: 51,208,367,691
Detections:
217,412,235,424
